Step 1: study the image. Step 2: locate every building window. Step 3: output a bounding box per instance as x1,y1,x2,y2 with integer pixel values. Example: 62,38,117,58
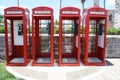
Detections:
109,14,112,22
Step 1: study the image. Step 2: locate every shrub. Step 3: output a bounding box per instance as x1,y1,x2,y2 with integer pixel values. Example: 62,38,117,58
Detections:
116,28,120,35
89,27,120,35
90,29,96,34
0,27,4,33
30,27,32,33
107,27,117,35
80,26,84,33
54,25,58,34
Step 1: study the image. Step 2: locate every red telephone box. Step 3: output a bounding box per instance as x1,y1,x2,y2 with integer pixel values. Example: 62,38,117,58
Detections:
59,7,80,66
32,6,54,66
4,6,30,66
82,6,107,66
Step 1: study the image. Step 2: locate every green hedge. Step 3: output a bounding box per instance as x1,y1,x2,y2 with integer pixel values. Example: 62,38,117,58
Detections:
0,27,4,33
30,27,120,35
1,26,120,35
107,27,120,35
88,27,120,35
54,26,58,34
30,26,59,34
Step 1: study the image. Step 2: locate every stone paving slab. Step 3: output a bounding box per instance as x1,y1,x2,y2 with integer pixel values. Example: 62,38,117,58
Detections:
88,66,120,80
7,67,48,80
6,59,120,80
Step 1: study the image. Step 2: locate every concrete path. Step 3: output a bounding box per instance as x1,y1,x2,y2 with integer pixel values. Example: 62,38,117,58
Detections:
6,59,120,80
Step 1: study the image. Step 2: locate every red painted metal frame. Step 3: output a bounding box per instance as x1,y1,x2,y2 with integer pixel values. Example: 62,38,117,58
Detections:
82,6,107,66
4,6,30,66
59,7,80,66
32,6,54,66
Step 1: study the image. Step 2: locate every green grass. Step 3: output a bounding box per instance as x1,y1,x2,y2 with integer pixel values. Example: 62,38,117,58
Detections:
0,60,16,80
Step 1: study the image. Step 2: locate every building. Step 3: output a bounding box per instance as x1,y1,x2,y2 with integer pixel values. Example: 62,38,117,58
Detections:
107,10,115,27
114,0,120,28
93,0,115,27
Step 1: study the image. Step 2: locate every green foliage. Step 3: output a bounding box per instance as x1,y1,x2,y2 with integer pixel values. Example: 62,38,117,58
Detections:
88,27,120,35
80,27,83,33
0,14,4,23
54,20,58,25
106,27,120,35
116,28,120,35
30,27,32,33
90,29,96,34
0,61,16,80
107,27,117,35
0,27,4,33
54,20,59,34
54,25,58,34
64,26,73,33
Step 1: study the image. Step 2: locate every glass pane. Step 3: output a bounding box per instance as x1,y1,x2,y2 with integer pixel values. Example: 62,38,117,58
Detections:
62,50,72,53
62,20,74,34
88,20,96,53
62,20,74,54
62,37,73,44
27,19,31,53
62,45,73,50
7,20,12,56
39,20,51,53
39,20,50,34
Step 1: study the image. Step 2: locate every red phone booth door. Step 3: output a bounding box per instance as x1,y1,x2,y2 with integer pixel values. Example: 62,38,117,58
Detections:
62,20,77,63
59,7,80,66
59,19,80,66
32,6,54,66
34,20,52,64
86,19,106,65
6,19,25,63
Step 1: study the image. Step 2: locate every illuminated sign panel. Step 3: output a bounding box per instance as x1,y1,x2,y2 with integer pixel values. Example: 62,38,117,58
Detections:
90,11,105,15
34,11,50,14
7,11,22,14
62,11,78,14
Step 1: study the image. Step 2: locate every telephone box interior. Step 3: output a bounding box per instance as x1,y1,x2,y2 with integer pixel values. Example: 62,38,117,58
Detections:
59,7,80,66
82,6,107,66
4,7,30,66
32,6,54,66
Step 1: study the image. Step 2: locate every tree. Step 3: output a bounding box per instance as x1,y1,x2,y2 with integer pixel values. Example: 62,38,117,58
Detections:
17,0,19,6
104,0,105,8
0,14,3,23
81,0,86,10
55,19,58,25
60,0,62,8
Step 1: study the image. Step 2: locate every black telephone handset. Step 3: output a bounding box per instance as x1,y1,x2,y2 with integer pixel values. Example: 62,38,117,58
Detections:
47,23,51,35
18,24,23,35
74,23,78,35
98,23,103,35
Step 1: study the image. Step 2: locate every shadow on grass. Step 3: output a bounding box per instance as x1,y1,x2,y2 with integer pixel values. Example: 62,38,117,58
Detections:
0,60,17,80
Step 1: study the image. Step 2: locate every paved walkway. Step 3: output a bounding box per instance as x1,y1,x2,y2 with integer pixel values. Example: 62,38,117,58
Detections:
6,59,120,80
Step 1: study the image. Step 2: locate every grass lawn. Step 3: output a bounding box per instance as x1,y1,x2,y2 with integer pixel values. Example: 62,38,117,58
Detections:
0,60,17,80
